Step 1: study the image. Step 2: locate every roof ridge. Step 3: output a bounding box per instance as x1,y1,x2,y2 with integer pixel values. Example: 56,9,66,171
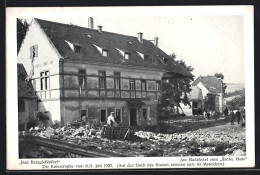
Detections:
34,18,154,44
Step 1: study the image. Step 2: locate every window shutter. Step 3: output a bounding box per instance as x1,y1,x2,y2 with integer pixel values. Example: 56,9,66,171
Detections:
35,44,38,57
30,46,32,58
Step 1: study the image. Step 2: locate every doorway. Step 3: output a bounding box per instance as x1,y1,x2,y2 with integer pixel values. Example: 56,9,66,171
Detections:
129,108,137,126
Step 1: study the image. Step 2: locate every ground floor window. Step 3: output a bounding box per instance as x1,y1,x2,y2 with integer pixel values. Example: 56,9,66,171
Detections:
115,108,122,122
100,109,107,122
80,109,88,121
142,107,148,120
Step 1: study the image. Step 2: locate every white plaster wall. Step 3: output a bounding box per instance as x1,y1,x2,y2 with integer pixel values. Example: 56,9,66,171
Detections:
196,82,210,99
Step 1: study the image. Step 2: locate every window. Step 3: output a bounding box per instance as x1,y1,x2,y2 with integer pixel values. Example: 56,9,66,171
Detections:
40,71,50,90
79,70,86,89
141,80,146,91
102,50,108,57
130,80,135,90
142,108,147,120
30,44,38,58
124,53,130,60
99,71,106,89
144,55,149,62
18,99,25,112
74,45,81,53
100,109,107,122
115,108,122,122
193,102,198,109
80,109,88,121
114,72,121,89
156,81,161,91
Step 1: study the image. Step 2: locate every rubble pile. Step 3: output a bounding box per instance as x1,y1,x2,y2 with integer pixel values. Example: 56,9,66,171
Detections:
25,119,246,157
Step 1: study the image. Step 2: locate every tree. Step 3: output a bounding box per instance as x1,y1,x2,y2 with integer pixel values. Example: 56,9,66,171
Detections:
158,53,194,115
214,72,227,95
17,18,28,54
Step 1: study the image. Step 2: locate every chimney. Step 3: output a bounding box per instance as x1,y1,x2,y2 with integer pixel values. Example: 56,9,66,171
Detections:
138,32,143,43
97,25,102,32
88,17,94,29
154,37,159,47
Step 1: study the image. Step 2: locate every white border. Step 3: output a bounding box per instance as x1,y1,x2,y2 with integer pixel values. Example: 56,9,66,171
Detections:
6,6,254,170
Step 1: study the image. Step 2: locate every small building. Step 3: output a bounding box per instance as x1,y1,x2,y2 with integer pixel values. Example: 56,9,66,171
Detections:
18,64,38,130
17,18,192,126
189,86,204,115
179,86,203,116
192,75,224,113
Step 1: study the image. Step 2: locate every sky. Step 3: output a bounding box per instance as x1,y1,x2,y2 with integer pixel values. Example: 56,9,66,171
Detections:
22,9,245,84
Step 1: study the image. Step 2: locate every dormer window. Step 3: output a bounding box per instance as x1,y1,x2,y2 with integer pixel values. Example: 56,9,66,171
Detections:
144,54,149,62
124,53,130,60
163,57,168,65
102,49,108,57
74,45,81,53
65,40,81,54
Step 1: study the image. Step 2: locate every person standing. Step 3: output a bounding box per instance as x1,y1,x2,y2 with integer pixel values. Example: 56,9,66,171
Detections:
236,110,241,124
224,107,229,120
107,112,118,127
230,110,235,125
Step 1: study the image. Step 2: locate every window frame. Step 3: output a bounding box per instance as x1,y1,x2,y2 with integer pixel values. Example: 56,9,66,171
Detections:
142,107,149,120
40,70,50,90
129,79,135,90
73,45,81,53
80,109,88,120
99,71,106,89
156,81,161,91
141,80,146,91
100,108,107,122
102,49,108,57
124,53,130,60
114,72,121,90
115,108,122,122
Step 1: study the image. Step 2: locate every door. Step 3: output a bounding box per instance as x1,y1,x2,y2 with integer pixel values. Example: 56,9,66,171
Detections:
130,108,137,126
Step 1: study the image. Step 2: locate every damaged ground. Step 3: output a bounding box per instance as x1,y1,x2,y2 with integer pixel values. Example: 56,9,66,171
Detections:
19,116,246,157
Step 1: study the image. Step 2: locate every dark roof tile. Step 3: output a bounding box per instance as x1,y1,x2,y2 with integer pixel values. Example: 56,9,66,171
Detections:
35,18,192,77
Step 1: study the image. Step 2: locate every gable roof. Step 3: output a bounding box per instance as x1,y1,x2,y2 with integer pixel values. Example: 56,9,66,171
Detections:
192,76,223,93
18,64,38,99
34,18,192,77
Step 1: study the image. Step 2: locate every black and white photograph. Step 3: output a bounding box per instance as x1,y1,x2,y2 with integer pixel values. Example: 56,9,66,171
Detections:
7,6,254,169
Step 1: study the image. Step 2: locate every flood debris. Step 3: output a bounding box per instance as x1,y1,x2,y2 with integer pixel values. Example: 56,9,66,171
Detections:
21,117,246,157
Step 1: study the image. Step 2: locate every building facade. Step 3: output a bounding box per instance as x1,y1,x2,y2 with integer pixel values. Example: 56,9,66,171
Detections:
18,18,191,126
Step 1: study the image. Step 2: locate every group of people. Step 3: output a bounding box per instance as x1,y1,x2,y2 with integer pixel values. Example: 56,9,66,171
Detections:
224,107,245,125
203,110,218,121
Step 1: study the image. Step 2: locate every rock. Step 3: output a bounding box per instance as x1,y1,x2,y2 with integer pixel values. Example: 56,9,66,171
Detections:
88,129,96,136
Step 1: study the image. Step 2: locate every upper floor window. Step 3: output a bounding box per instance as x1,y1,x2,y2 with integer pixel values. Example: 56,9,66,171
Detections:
40,71,50,90
130,80,135,90
99,71,106,89
114,72,121,89
156,81,161,91
79,70,86,89
74,45,81,53
30,44,38,58
141,80,146,91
